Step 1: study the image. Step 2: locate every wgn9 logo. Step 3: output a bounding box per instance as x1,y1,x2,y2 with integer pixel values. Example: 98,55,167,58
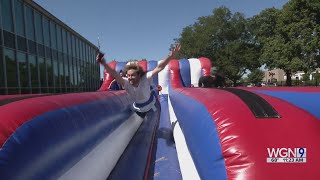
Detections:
267,148,306,163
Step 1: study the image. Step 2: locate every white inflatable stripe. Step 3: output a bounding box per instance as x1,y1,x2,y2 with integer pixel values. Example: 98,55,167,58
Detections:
188,58,202,87
158,59,170,94
168,96,200,180
58,114,144,180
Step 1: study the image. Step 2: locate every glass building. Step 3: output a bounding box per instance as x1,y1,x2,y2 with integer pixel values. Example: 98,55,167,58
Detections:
0,0,100,95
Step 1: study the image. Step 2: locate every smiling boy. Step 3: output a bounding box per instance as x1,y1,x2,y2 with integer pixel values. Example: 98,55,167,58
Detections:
96,44,181,117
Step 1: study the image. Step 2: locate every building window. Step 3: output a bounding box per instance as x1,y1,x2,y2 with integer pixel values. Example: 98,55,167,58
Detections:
72,36,76,58
62,29,68,54
3,30,16,49
26,6,35,41
29,55,39,92
75,59,80,87
53,59,60,92
17,52,29,93
52,49,57,60
58,52,65,86
76,38,80,59
1,0,14,32
34,11,44,44
0,48,5,94
4,48,18,93
57,25,62,52
28,39,37,54
14,0,25,36
1,0,99,94
0,28,2,45
43,17,50,47
17,35,27,52
69,56,74,87
78,41,82,60
67,32,72,55
38,44,45,57
80,60,85,90
46,58,54,92
50,21,57,49
45,46,51,59
64,54,70,88
83,44,87,62
38,57,47,93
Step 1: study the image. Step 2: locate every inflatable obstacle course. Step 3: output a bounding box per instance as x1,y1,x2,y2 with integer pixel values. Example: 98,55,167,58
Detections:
0,57,319,180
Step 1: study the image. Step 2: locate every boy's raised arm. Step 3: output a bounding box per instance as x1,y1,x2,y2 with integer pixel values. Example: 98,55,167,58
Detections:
96,54,125,86
151,43,181,77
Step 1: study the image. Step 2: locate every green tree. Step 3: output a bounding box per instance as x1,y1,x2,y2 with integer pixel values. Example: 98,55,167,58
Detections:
177,7,261,85
312,70,320,85
302,73,310,82
314,71,320,80
251,0,320,86
247,69,265,85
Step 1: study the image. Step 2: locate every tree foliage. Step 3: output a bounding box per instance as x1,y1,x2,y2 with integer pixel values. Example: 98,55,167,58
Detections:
174,1,320,86
313,71,320,80
177,7,261,85
247,69,265,85
251,0,320,86
302,73,310,81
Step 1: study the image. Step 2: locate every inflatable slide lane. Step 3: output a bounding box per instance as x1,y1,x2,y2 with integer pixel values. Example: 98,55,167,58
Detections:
97,59,182,179
168,58,320,180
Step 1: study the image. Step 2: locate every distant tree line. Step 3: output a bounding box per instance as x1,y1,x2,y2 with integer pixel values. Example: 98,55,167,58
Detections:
174,0,320,86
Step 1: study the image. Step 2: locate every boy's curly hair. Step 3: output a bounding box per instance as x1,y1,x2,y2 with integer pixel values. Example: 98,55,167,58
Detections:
125,62,146,77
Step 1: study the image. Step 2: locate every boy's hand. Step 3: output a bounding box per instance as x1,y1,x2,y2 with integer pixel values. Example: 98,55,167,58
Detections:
96,52,106,64
169,43,181,58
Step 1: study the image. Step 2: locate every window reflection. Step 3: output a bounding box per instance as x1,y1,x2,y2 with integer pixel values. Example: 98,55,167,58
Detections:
45,46,51,59
46,58,54,93
58,53,65,91
26,6,35,41
28,55,39,93
62,30,67,54
17,36,27,52
1,0,14,32
4,31,15,49
17,52,28,94
74,59,79,87
69,56,74,87
0,48,4,94
38,44,45,57
50,22,57,49
35,11,44,44
57,26,62,52
43,18,50,47
4,48,18,94
15,0,25,36
53,60,60,92
38,57,47,93
64,54,70,90
28,40,37,54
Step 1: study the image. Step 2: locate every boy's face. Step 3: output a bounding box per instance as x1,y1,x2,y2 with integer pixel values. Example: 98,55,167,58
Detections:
126,69,141,86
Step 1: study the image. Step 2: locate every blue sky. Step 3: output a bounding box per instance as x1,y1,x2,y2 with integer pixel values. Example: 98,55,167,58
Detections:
34,0,289,62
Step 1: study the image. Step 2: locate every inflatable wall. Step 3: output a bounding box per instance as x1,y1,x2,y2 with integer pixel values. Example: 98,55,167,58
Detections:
0,91,162,179
168,60,320,180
